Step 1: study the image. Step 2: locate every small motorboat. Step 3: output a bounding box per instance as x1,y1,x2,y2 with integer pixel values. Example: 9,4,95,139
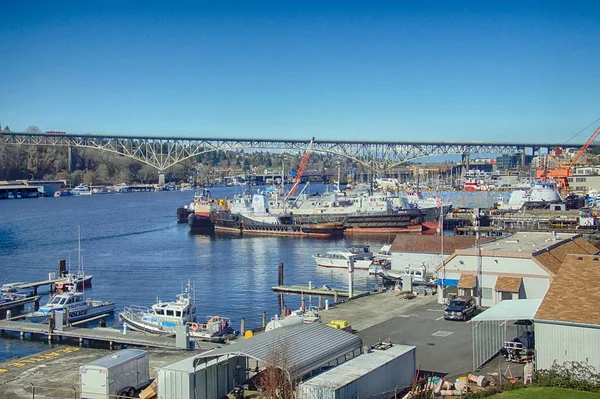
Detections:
313,245,374,270
189,316,238,343
25,284,115,324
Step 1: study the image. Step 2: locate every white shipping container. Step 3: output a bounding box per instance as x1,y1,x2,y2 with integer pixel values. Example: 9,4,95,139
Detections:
80,349,150,399
297,344,416,399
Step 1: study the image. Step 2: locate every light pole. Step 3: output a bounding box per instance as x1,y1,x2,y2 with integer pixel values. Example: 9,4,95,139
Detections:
473,208,483,306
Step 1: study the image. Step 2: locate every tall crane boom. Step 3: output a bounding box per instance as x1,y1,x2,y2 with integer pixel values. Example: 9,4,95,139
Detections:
567,126,600,169
287,137,315,198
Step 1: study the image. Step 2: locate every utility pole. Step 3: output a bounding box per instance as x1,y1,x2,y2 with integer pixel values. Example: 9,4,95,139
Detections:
473,208,483,306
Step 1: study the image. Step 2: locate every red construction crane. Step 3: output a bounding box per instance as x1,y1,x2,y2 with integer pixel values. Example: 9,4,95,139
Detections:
287,137,315,198
536,125,600,188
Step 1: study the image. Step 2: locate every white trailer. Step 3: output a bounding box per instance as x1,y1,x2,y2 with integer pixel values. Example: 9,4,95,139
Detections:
80,349,150,399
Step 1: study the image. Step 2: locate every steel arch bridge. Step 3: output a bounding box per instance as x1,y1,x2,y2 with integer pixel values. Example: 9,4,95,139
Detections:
0,132,582,173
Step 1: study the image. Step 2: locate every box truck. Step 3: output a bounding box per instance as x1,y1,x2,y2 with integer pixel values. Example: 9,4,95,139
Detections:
80,349,150,399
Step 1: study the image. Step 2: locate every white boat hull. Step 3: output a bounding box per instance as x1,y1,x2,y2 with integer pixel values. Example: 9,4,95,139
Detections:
314,257,373,270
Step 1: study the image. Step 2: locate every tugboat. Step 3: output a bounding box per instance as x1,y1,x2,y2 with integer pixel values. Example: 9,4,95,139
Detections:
187,188,216,233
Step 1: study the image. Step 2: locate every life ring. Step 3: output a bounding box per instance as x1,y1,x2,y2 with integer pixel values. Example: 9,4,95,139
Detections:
191,323,200,331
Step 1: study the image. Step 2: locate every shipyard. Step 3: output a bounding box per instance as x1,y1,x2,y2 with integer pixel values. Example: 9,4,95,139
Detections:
3,2,600,399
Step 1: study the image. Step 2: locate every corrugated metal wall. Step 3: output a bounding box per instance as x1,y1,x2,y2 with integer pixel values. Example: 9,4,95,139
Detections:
536,322,600,371
472,320,506,370
158,356,245,399
297,346,416,399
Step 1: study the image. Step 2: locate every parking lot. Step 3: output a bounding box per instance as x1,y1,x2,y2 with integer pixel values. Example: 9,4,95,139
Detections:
320,291,482,378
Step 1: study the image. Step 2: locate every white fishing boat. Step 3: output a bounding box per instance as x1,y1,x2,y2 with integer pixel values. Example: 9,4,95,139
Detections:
25,282,115,324
313,245,374,270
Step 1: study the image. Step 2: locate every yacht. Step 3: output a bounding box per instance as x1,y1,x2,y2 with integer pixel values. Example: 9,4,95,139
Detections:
70,184,92,196
498,181,562,211
313,245,374,270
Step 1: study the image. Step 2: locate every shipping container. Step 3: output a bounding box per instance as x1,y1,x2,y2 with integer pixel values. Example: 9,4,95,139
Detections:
296,344,416,399
80,349,150,399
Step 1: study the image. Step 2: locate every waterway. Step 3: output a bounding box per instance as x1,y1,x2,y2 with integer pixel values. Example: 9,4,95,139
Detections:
0,185,501,361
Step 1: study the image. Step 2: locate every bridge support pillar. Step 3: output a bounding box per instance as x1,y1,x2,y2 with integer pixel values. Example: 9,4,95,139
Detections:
67,145,73,172
462,153,470,173
158,173,165,186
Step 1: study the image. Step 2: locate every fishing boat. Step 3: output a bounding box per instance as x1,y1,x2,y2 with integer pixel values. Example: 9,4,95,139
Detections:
313,245,374,270
187,188,216,233
25,282,115,324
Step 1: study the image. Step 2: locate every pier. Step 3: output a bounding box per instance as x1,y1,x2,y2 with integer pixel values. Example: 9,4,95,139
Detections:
0,295,40,317
12,276,89,295
272,285,368,299
0,319,215,350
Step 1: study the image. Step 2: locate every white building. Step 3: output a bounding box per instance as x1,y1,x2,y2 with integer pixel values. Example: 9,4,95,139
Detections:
535,254,600,371
435,232,598,307
389,234,484,272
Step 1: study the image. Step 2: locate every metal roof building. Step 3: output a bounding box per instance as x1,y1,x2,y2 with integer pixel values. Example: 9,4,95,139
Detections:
158,323,363,399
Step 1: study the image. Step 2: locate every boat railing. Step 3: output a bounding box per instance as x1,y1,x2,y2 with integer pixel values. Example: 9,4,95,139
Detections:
122,305,151,319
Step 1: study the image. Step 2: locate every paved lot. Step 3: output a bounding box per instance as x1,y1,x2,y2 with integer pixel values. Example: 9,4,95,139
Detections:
320,291,477,378
0,346,199,399
358,299,475,378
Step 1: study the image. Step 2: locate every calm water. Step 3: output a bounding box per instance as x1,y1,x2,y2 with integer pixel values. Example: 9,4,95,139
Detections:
0,185,500,361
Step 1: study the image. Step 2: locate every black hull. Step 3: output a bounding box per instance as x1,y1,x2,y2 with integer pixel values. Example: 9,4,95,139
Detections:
177,207,193,223
188,213,215,233
212,212,344,237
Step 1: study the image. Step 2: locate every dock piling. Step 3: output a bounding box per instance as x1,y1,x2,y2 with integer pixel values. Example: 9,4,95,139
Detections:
262,312,267,328
240,318,245,336
334,291,338,303
6,310,11,320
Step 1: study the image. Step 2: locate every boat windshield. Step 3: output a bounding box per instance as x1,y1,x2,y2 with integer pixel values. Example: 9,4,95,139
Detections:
50,296,67,305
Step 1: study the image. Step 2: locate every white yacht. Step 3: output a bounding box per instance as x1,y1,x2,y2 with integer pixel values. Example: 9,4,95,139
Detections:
313,245,374,270
498,181,562,211
70,184,92,196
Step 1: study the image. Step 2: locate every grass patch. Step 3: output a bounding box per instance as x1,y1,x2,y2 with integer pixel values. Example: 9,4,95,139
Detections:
495,387,600,398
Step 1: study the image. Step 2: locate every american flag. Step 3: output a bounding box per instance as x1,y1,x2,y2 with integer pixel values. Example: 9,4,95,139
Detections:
436,197,442,208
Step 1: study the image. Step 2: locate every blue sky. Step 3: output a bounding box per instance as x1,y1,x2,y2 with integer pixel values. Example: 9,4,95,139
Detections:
1,1,599,143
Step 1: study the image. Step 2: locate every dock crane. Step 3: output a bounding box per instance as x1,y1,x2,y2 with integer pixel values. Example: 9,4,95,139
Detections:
285,137,315,200
536,126,600,189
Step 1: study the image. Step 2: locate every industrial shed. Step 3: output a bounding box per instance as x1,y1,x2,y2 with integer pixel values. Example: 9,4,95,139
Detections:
535,254,600,371
158,323,363,399
296,344,416,399
472,299,541,369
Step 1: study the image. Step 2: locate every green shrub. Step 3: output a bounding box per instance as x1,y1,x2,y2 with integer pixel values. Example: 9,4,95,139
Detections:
536,361,600,393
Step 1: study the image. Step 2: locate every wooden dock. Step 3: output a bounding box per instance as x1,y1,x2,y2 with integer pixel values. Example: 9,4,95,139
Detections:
0,295,40,317
10,275,91,295
0,319,182,349
272,285,368,299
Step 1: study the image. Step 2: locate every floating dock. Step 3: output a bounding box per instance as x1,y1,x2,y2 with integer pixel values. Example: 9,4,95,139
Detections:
0,295,40,318
272,285,368,299
0,319,225,350
10,275,91,295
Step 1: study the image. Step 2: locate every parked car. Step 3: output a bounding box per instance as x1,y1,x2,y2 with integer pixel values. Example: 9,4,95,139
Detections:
444,296,477,321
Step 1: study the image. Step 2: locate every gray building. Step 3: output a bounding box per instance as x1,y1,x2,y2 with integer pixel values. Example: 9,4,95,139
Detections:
158,323,363,399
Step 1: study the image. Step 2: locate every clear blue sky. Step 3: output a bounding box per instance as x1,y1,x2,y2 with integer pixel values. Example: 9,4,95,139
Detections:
1,1,599,143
